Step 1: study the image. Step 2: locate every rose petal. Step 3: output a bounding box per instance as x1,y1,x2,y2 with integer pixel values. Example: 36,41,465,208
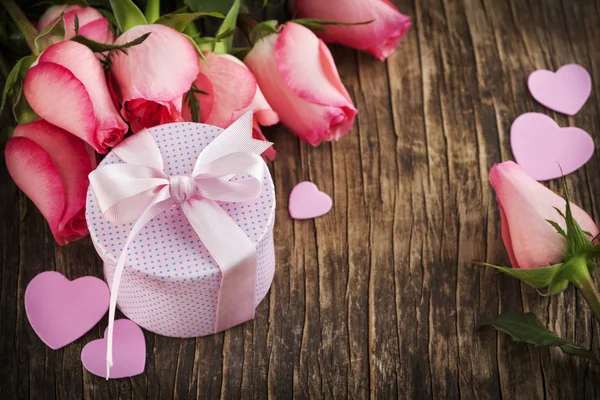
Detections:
5,137,66,244
14,120,93,237
293,0,411,61
39,41,128,152
218,54,279,126
78,18,114,44
111,24,200,107
489,161,599,269
24,62,97,149
245,32,356,145
252,120,276,162
275,22,351,108
183,52,255,128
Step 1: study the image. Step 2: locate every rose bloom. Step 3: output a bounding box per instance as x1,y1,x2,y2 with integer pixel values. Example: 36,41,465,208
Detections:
291,0,411,61
244,22,357,146
37,4,114,44
5,120,96,244
183,52,279,161
109,24,200,133
490,161,599,269
24,40,128,153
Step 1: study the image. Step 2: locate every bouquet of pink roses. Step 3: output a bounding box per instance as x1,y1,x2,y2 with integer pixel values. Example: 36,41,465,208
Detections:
0,0,411,245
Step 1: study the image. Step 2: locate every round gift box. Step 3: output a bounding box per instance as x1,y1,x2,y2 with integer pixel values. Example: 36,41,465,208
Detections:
85,122,276,337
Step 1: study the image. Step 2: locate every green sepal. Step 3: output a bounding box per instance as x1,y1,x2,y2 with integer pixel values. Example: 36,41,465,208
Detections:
71,32,151,53
192,28,236,52
1,55,37,122
110,0,147,33
485,312,597,361
12,84,38,124
184,84,207,123
183,33,207,62
560,180,593,259
155,7,224,32
589,243,600,259
213,0,240,54
249,20,281,43
477,262,568,296
34,13,66,55
292,18,374,33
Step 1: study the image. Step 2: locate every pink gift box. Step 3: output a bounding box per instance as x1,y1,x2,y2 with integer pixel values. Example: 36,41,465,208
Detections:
86,122,276,337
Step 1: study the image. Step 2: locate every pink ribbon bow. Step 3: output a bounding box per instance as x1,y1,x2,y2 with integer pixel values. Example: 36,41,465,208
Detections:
89,112,272,378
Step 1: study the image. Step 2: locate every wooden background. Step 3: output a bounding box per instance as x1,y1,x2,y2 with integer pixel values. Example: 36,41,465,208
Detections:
2,0,600,398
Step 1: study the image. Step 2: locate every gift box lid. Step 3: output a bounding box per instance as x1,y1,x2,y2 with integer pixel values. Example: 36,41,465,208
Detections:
85,122,276,281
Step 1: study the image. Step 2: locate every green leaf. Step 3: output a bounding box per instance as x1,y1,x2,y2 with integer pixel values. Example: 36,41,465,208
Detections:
477,262,567,295
485,312,597,361
1,55,36,116
213,0,240,54
110,0,147,33
34,13,66,55
71,32,150,53
184,0,235,15
155,9,224,32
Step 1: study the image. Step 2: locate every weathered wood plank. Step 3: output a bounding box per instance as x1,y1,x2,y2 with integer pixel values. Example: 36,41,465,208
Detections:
1,0,600,399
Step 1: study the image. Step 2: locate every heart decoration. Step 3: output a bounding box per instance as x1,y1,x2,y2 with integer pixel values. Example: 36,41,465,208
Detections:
289,181,332,220
528,64,592,115
25,271,110,350
510,113,594,181
81,319,146,379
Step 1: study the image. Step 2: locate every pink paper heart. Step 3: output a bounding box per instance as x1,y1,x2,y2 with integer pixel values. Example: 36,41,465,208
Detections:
528,64,592,115
25,271,109,350
510,113,594,181
81,319,146,379
289,181,332,220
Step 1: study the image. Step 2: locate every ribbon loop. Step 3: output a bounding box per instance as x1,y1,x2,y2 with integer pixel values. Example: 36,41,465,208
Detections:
88,111,272,379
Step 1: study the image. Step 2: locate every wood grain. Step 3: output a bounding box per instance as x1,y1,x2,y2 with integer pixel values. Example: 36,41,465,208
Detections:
2,0,600,398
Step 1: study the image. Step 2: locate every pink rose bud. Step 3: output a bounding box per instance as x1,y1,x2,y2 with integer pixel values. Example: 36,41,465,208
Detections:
5,120,96,245
37,5,115,44
490,161,599,269
24,41,128,154
292,0,411,61
110,24,200,133
244,22,357,146
182,52,278,161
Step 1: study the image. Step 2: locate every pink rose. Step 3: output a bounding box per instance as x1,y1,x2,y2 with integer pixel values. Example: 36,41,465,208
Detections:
490,161,599,269
244,22,357,146
37,5,114,44
110,24,200,133
182,52,279,161
291,0,411,61
5,120,96,245
24,40,128,153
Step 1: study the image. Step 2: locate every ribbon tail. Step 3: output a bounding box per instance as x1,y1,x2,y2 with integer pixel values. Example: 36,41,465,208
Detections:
105,188,172,379
182,198,257,333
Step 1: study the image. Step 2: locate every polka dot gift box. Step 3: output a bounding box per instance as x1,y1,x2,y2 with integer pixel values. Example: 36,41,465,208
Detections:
86,112,276,339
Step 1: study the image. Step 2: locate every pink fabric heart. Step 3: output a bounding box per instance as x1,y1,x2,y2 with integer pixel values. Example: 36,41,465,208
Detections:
528,64,592,115
25,271,109,350
81,319,146,379
510,113,594,181
289,181,332,219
